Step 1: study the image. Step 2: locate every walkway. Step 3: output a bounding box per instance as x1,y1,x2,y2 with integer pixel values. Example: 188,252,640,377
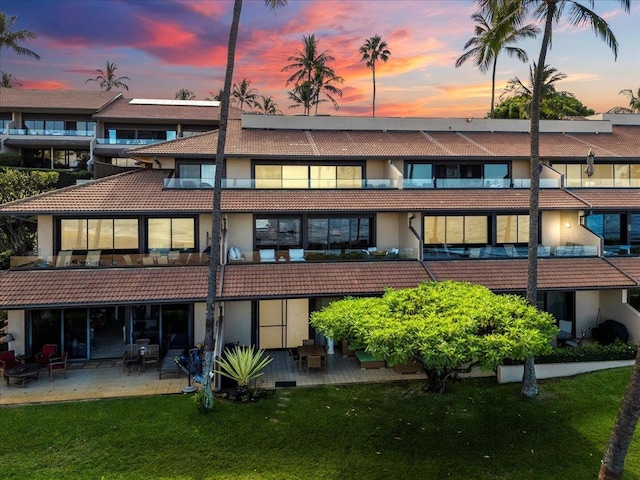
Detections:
0,351,428,406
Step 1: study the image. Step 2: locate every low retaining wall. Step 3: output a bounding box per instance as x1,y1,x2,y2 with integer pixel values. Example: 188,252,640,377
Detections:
497,360,635,384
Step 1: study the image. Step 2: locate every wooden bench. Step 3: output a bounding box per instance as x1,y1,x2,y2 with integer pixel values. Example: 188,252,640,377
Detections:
355,350,385,369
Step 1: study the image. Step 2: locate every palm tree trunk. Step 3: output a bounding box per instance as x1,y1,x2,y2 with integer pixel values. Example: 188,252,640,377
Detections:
201,0,243,411
372,63,376,117
599,347,640,479
522,0,555,398
490,56,497,119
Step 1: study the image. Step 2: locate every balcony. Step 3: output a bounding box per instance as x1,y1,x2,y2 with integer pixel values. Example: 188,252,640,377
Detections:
10,252,209,270
423,244,600,260
403,178,561,189
95,138,164,146
7,129,94,136
227,248,417,264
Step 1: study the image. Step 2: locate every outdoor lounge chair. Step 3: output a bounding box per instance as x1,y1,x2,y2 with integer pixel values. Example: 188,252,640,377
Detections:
85,250,101,266
289,248,305,261
55,250,72,267
259,249,276,262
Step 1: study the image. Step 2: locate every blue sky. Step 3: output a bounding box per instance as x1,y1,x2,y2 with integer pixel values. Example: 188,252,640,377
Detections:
2,0,639,117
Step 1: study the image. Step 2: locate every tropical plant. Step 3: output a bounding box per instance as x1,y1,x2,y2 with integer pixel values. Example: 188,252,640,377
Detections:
214,345,273,395
494,91,593,119
287,81,318,114
507,0,629,405
311,281,557,393
0,71,21,88
359,34,391,117
255,95,281,114
282,34,343,114
0,12,40,60
500,63,567,118
205,88,224,101
618,87,640,112
85,61,130,91
456,1,538,119
201,0,287,413
175,88,195,100
231,78,258,111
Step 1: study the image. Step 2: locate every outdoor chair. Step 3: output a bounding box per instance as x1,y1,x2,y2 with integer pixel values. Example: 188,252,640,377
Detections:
35,344,58,366
142,344,160,372
259,249,276,262
123,344,140,374
48,352,68,380
85,250,101,266
289,248,305,262
288,348,301,372
306,355,322,374
302,339,315,346
55,250,72,267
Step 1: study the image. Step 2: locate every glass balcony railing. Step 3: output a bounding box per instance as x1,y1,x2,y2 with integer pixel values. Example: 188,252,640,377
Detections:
423,243,600,260
165,178,400,189
10,252,209,270
8,129,94,136
95,138,164,145
164,178,214,189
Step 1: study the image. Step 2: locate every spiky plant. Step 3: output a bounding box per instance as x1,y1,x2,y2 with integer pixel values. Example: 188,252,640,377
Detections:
215,345,272,394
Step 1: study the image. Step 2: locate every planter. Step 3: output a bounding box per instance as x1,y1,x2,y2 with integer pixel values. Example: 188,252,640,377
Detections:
392,359,420,374
497,359,635,384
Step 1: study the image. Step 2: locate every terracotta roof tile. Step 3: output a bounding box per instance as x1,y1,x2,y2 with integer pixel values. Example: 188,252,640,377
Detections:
0,89,121,111
0,170,588,214
425,258,636,291
568,189,640,209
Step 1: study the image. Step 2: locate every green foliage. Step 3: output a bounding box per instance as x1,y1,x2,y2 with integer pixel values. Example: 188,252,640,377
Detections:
493,93,594,119
215,345,273,390
0,152,23,167
311,281,557,391
507,341,637,364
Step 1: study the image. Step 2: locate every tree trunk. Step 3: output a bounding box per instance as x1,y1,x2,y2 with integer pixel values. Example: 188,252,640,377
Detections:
522,0,555,398
490,56,497,119
372,64,376,117
599,347,640,479
201,0,243,412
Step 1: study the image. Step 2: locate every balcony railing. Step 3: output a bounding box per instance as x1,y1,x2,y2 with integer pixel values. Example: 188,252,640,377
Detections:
8,129,94,136
423,244,600,260
95,138,164,145
10,252,209,270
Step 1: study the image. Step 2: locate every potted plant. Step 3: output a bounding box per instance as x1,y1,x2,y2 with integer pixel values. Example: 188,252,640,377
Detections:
215,345,273,401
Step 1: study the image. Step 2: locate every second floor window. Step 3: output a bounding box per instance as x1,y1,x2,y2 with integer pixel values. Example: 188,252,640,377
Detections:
147,218,195,251
496,215,529,244
424,215,488,245
60,218,139,251
254,164,363,189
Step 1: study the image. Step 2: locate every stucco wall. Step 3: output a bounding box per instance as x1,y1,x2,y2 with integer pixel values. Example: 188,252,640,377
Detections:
38,215,54,259
599,289,640,344
7,310,26,354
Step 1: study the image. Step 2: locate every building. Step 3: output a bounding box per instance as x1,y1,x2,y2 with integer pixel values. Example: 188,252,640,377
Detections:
1,91,640,363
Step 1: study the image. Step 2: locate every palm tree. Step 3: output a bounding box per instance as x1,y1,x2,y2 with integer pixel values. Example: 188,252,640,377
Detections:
85,61,130,91
500,63,567,118
201,0,287,412
1,71,21,88
618,87,640,112
0,12,40,60
232,78,258,111
205,88,224,101
359,34,391,117
503,0,630,404
287,81,318,114
282,34,343,113
175,88,195,100
255,95,282,114
456,1,537,119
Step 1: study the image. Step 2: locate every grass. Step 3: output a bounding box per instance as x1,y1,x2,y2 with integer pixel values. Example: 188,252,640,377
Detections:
1,369,639,480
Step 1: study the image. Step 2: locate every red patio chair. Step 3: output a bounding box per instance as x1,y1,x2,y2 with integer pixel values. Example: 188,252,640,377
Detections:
35,344,58,366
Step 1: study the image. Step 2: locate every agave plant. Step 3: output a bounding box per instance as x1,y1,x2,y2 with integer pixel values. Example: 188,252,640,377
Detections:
215,345,272,395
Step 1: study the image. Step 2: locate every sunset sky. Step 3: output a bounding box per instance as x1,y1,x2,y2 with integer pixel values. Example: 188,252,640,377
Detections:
2,0,639,118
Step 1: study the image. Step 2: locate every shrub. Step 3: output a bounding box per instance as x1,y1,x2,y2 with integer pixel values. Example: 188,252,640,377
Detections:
504,340,637,364
0,153,23,167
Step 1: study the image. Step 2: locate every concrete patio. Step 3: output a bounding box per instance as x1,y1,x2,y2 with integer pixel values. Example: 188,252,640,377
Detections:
0,350,429,406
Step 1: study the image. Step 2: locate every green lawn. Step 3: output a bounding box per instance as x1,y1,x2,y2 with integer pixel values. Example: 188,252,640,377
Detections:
1,368,639,480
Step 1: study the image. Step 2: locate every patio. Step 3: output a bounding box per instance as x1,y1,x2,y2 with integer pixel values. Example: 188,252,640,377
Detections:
0,350,429,406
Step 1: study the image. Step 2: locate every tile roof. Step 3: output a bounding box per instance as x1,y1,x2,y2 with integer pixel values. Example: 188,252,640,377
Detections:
2,258,638,309
424,258,637,291
0,89,121,111
130,119,640,159
0,262,431,308
0,169,588,214
92,97,241,122
567,189,640,209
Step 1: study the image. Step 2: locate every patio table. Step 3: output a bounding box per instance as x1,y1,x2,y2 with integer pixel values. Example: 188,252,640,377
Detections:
4,362,43,387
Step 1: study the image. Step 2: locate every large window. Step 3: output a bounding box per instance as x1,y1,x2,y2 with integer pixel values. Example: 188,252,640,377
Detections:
255,217,302,249
254,164,363,189
147,218,195,251
177,162,215,184
423,215,488,245
584,213,622,246
60,218,139,251
406,162,509,188
496,215,529,244
307,217,372,250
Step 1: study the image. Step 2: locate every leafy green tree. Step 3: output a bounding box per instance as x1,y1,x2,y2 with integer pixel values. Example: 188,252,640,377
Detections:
500,63,566,118
0,168,58,269
0,71,21,88
511,0,629,402
85,61,130,91
231,78,258,111
311,281,557,393
0,12,40,60
359,34,391,117
618,87,640,112
493,92,593,119
456,1,537,118
201,0,287,413
255,95,281,114
175,88,195,100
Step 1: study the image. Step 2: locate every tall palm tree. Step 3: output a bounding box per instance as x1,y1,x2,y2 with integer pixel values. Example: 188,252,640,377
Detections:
0,12,40,60
502,0,630,404
287,81,318,114
255,95,282,114
500,63,567,118
85,61,130,91
456,1,537,119
1,71,21,88
175,88,195,100
201,0,287,412
618,87,640,112
311,63,343,114
232,78,258,111
359,34,391,117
